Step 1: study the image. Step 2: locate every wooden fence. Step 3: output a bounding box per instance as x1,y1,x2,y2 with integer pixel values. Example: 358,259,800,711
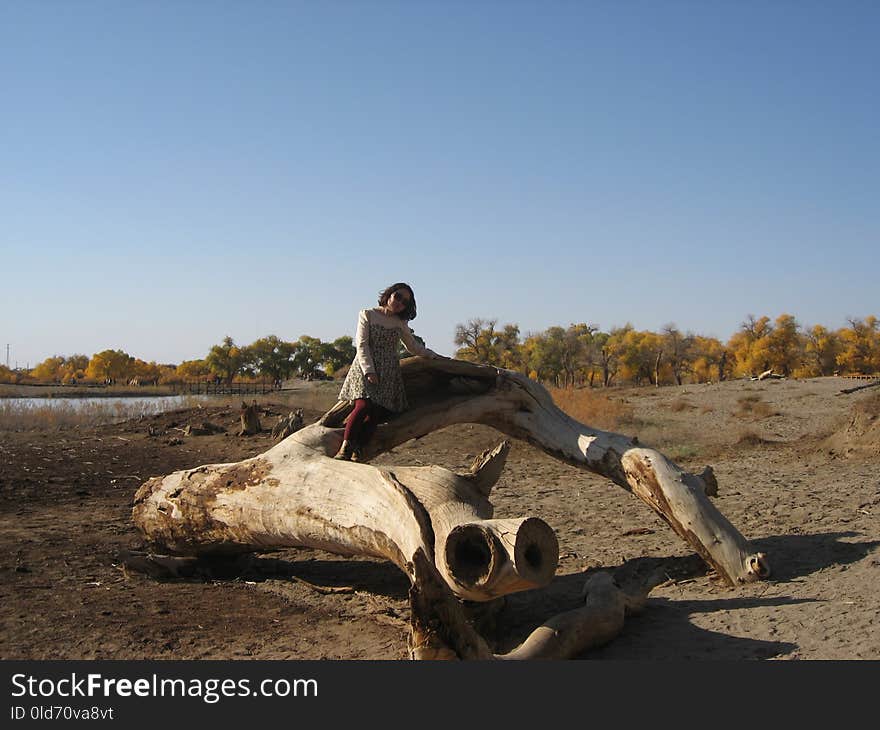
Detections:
173,381,281,396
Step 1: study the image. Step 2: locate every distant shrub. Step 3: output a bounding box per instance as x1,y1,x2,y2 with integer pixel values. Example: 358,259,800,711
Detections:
735,395,779,419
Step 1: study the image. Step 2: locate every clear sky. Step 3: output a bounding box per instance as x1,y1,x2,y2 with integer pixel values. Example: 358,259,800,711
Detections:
2,0,877,369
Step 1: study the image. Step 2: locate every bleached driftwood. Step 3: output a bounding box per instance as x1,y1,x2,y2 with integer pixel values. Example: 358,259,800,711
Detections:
408,549,662,660
271,409,304,440
133,357,769,659
133,436,558,603
754,369,784,381
321,358,768,586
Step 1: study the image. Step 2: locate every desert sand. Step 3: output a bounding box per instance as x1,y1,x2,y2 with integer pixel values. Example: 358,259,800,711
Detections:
1,375,878,660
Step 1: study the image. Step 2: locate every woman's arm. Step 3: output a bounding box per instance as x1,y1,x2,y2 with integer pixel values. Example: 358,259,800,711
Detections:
355,310,376,375
399,323,442,358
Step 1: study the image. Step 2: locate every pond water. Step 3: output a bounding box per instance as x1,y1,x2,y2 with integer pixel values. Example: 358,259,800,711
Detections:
0,395,224,429
3,395,212,414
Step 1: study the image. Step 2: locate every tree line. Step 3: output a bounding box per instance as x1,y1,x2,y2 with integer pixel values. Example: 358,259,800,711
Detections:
5,313,878,388
453,314,880,386
1,335,356,386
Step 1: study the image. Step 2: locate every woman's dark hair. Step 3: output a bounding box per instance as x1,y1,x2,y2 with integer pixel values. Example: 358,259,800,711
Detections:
378,282,417,321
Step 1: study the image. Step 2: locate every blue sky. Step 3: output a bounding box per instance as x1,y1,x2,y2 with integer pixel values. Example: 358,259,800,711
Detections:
2,0,877,368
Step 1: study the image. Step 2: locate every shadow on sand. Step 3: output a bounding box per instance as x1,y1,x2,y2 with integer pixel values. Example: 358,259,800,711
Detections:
120,530,875,659
491,531,878,660
751,530,879,582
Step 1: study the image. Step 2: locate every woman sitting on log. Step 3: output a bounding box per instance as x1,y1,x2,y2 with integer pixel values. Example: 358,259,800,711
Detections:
335,282,443,461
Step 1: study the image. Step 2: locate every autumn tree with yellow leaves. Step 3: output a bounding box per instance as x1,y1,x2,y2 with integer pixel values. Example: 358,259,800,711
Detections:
689,336,733,383
175,359,211,379
19,312,880,390
0,365,18,384
799,325,841,377
85,350,134,383
836,316,880,375
30,355,89,383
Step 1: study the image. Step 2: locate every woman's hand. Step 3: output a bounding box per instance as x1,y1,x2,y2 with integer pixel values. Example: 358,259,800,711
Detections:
366,373,379,385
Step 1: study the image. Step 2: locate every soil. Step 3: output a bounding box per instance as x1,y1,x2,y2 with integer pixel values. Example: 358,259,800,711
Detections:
2,377,878,660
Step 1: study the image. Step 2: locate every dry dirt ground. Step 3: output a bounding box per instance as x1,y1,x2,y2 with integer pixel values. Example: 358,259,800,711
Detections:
1,377,878,660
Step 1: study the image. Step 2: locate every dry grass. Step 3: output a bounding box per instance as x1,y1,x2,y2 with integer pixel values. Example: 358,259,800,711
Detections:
0,383,176,398
854,393,880,418
630,419,720,464
669,398,696,412
0,395,221,432
549,387,636,431
735,394,780,419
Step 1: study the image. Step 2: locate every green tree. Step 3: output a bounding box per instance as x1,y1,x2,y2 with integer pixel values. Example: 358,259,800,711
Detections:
205,336,245,384
291,335,326,379
248,336,297,383
324,336,356,375
567,323,603,385
523,329,564,385
661,325,693,386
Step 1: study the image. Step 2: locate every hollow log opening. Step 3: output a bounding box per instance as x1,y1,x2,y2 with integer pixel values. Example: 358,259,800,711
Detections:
446,527,494,586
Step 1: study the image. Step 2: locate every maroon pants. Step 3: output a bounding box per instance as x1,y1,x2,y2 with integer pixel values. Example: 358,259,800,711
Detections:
343,399,391,446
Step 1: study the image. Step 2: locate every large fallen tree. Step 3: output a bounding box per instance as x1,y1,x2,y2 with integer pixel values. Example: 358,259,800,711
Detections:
132,357,769,659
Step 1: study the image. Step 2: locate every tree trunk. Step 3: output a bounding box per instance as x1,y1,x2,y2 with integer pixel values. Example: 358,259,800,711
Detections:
132,357,769,659
134,437,558,603
839,379,880,395
350,358,768,585
408,548,662,660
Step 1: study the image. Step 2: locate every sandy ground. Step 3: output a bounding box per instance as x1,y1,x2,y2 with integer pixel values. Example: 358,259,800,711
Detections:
1,376,878,660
